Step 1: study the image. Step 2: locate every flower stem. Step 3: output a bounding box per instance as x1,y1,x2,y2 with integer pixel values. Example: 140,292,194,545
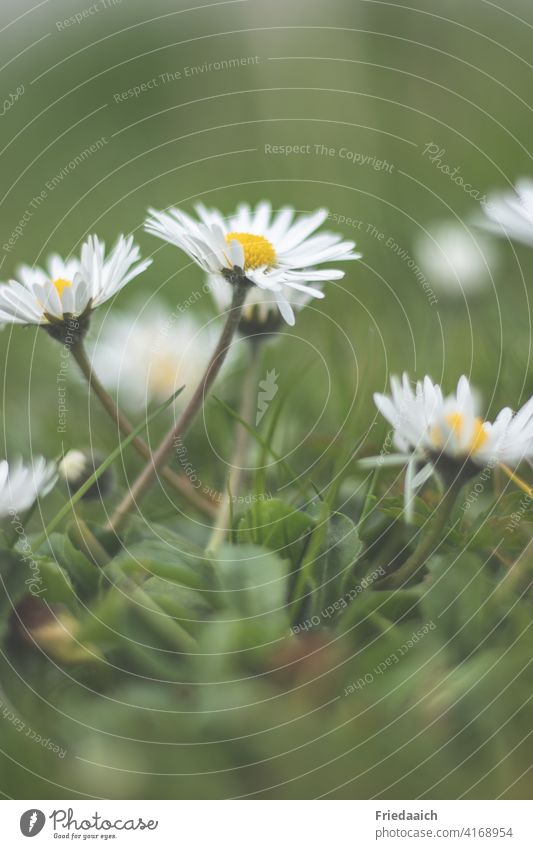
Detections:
379,482,461,589
70,517,111,567
105,282,248,536
71,342,217,518
207,337,263,553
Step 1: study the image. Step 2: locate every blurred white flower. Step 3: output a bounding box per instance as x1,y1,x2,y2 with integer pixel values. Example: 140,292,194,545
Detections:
208,273,318,333
90,304,222,411
0,457,57,519
145,201,360,326
481,178,533,245
414,222,498,297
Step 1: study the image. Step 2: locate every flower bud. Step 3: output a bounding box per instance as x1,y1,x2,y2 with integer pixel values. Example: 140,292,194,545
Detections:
58,449,114,501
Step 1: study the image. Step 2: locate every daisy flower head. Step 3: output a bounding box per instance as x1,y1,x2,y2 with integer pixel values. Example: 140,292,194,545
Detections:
364,374,533,521
413,221,499,298
90,303,223,411
480,178,533,246
0,234,152,344
145,201,361,327
0,457,57,520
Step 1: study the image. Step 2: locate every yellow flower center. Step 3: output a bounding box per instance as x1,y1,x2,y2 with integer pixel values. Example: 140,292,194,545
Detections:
149,355,180,400
430,412,488,454
225,232,276,269
52,278,73,298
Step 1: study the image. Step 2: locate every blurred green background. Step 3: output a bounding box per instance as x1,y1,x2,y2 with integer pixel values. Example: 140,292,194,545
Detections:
0,0,532,800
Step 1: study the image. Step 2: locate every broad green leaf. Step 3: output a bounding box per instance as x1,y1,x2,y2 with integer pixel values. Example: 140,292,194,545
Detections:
236,498,315,569
195,544,292,687
338,586,424,644
141,577,214,640
29,557,77,606
106,523,221,605
463,490,533,554
214,543,289,619
38,533,99,597
78,582,197,659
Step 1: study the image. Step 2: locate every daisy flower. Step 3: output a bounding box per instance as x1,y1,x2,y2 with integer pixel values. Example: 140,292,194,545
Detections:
0,235,152,343
363,374,533,521
208,273,317,335
480,179,533,246
0,457,57,520
89,304,223,410
145,202,360,326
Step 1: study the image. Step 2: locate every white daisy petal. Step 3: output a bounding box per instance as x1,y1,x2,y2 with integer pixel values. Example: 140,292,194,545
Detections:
358,454,409,469
61,285,76,315
229,238,245,268
0,456,57,519
276,208,330,253
195,203,227,232
39,282,62,318
266,207,295,242
279,278,325,299
480,179,533,246
412,462,434,490
274,291,295,326
229,203,253,232
250,201,272,233
0,282,43,322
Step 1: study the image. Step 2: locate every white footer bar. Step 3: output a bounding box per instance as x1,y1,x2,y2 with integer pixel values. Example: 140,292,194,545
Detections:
3,799,531,847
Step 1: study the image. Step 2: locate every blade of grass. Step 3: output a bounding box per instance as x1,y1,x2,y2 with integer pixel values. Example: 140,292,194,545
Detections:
290,469,345,617
213,395,311,501
256,358,316,497
290,497,331,619
357,466,381,531
32,386,185,552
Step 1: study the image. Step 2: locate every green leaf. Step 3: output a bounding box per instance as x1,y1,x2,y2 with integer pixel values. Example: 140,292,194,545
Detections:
142,577,214,638
106,522,221,606
213,543,289,619
421,552,498,661
463,490,533,554
38,533,99,597
236,498,315,568
338,586,424,644
77,581,198,661
29,557,77,606
194,544,292,685
289,505,364,621
311,511,364,612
